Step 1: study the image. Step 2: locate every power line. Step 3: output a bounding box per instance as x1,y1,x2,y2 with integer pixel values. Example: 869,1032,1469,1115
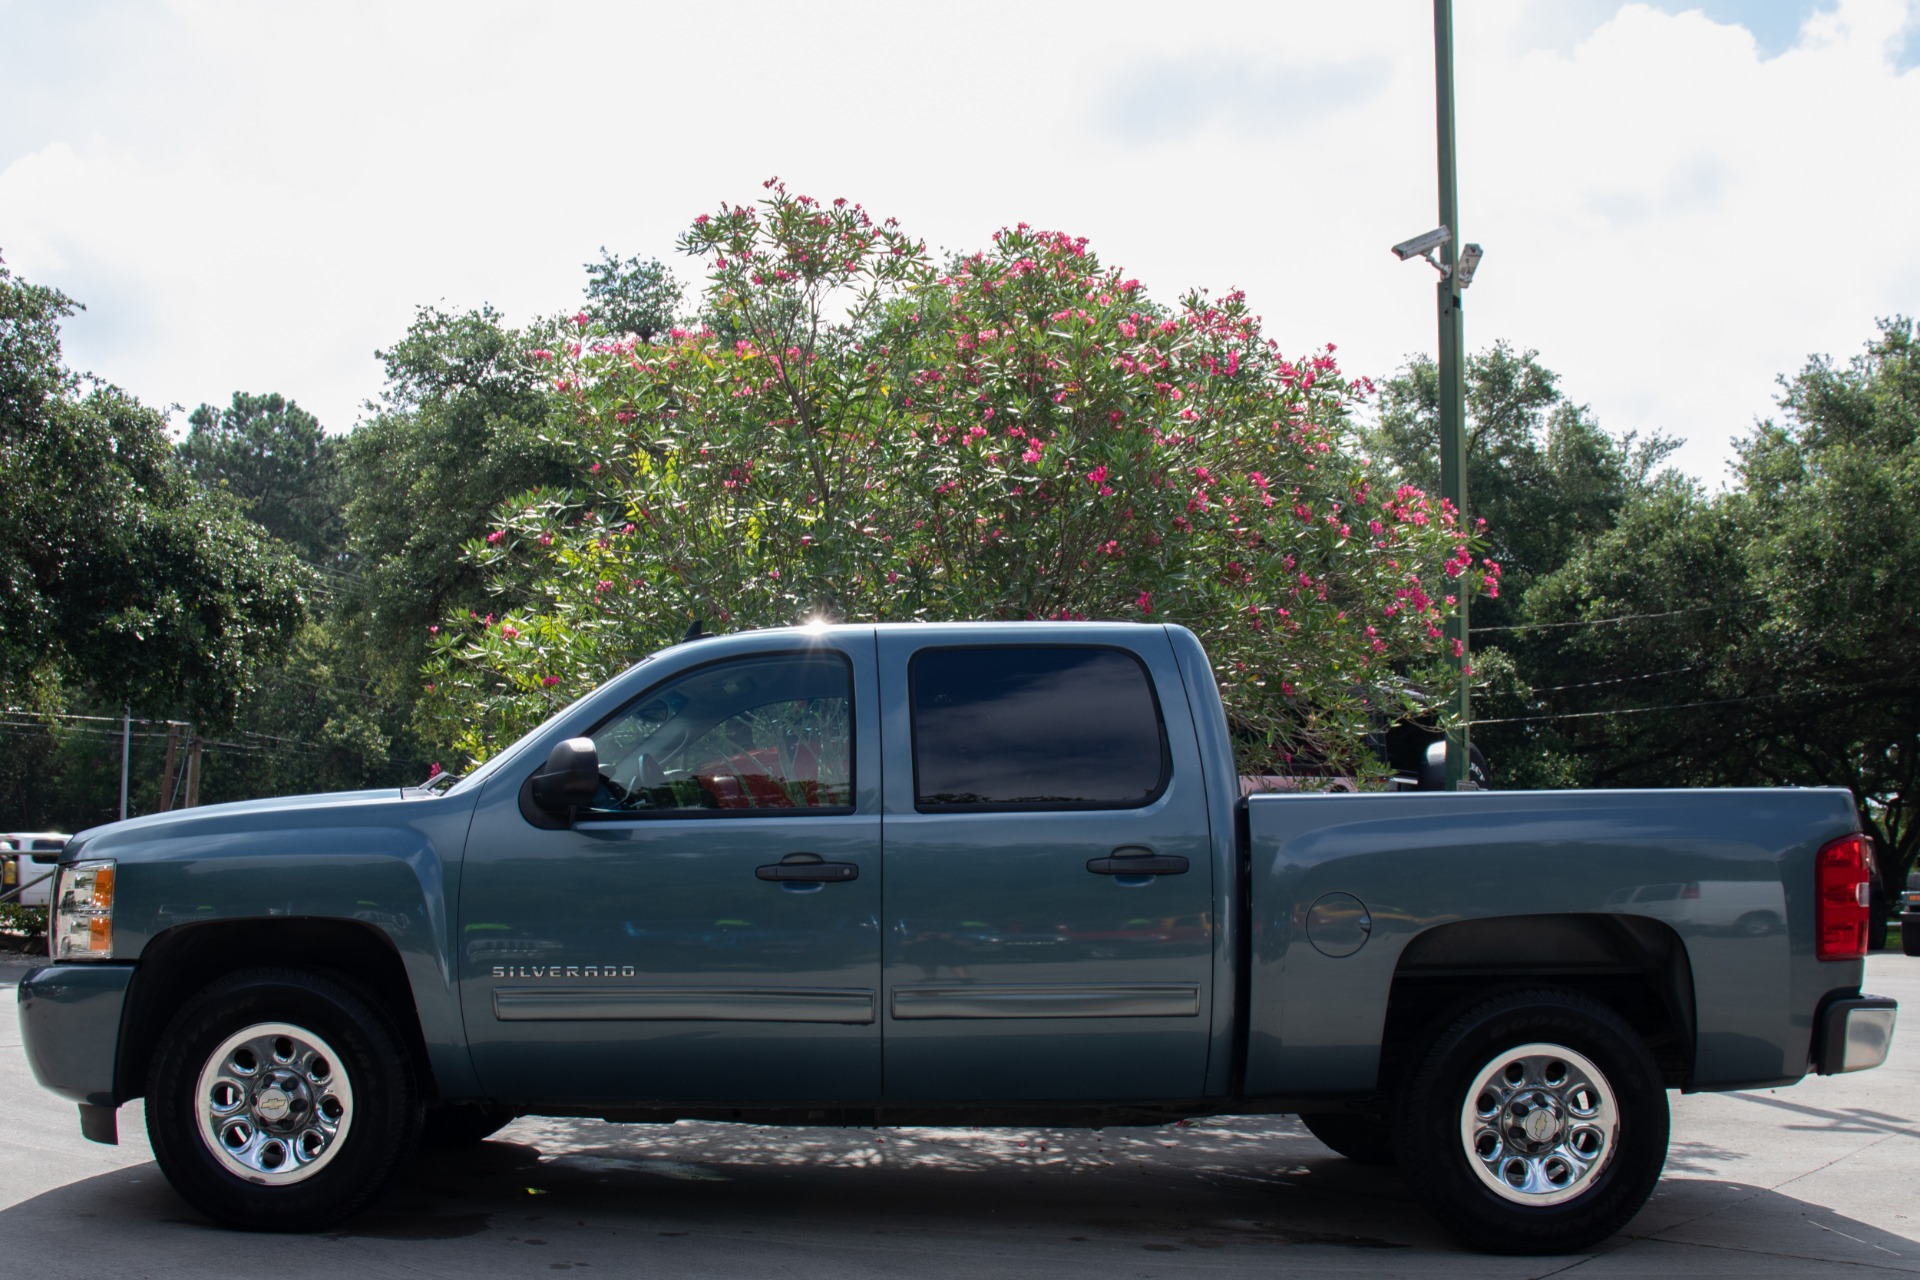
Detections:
1529,666,1700,694
2,708,189,726
1470,680,1905,726
1471,604,1728,635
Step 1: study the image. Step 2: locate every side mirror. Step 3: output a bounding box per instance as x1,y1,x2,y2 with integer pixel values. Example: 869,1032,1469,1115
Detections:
522,738,600,827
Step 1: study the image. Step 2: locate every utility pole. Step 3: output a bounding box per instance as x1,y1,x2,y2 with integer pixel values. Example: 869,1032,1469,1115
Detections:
160,723,181,812
184,733,203,809
1433,0,1472,789
119,706,131,821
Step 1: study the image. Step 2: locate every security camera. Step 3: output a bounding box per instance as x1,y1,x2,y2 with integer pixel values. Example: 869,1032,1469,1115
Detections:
1390,226,1451,261
1456,243,1484,288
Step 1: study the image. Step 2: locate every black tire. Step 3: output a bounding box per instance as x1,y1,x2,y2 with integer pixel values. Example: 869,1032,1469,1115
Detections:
146,967,421,1231
1394,988,1668,1255
1301,1110,1397,1165
420,1103,516,1148
1901,916,1920,957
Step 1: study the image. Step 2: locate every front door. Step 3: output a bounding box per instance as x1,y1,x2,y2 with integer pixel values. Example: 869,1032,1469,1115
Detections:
877,631,1216,1103
459,637,883,1106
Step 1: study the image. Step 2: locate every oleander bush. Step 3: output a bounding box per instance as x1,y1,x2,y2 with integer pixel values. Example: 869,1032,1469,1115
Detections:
419,181,1491,775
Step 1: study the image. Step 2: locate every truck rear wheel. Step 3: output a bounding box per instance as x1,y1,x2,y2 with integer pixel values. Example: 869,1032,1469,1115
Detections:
1394,989,1668,1255
146,968,420,1231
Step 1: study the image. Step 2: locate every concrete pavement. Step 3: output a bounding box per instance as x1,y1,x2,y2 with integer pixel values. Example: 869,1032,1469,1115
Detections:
2,950,1915,1277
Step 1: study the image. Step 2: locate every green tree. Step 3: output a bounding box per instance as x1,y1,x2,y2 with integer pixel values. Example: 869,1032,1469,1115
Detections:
179,391,345,567
1372,341,1678,617
1370,343,1681,786
1514,320,1920,909
0,258,307,728
341,305,575,664
582,249,682,343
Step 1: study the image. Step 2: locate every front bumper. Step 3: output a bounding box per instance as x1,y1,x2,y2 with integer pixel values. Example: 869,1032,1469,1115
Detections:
1812,994,1898,1075
16,962,134,1105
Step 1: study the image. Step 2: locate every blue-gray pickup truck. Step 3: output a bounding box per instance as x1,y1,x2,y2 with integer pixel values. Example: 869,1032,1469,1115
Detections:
17,622,1898,1253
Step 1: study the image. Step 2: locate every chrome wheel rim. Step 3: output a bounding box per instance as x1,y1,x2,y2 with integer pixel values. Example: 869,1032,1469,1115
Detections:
194,1021,353,1185
1459,1041,1617,1206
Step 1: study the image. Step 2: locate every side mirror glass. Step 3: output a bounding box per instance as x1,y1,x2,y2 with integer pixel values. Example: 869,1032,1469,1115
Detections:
525,738,600,825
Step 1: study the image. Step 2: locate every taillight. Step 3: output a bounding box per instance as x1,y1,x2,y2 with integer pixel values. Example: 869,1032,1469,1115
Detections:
1815,834,1871,961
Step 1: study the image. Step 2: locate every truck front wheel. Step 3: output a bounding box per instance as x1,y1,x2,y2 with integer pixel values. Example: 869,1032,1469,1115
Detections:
146,968,421,1231
1394,989,1668,1255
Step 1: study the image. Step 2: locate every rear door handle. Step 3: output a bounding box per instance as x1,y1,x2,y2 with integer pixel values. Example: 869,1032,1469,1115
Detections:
756,856,859,883
1087,848,1189,876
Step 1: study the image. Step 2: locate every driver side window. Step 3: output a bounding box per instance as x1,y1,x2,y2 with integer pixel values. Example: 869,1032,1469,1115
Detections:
585,652,854,816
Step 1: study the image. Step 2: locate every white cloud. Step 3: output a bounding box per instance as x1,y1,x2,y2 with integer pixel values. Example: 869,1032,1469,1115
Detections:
0,0,1914,486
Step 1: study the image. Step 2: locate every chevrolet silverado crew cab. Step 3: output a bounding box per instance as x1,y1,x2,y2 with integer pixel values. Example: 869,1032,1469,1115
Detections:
17,623,1897,1253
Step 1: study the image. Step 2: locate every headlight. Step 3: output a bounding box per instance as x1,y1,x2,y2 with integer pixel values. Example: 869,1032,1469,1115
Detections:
53,860,116,961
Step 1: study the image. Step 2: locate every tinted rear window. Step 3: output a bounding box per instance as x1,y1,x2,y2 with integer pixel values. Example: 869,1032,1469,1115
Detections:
910,647,1168,811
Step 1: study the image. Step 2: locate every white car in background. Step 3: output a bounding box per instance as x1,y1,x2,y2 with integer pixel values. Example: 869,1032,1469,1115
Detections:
1,832,70,908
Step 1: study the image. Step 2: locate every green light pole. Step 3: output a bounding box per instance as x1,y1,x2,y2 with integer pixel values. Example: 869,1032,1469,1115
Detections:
1434,0,1470,789
1394,1,1481,789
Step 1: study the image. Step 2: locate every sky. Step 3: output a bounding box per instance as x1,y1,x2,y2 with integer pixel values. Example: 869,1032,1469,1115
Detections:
2,0,1917,485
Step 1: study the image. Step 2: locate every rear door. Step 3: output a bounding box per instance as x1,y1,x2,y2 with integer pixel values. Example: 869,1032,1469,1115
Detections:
877,629,1215,1103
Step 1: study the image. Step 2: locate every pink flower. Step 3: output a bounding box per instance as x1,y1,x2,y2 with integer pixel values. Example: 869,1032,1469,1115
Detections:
500,625,520,640
573,312,590,328
542,675,561,687
428,762,442,778
1136,590,1153,614
1086,465,1108,486
695,213,710,225
486,530,505,545
589,462,601,474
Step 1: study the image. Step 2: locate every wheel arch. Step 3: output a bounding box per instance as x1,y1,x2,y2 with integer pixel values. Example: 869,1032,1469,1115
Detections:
1379,913,1696,1093
116,918,438,1105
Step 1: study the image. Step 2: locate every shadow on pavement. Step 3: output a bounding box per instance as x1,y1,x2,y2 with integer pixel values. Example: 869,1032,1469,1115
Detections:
1726,1090,1920,1141
0,1116,1915,1275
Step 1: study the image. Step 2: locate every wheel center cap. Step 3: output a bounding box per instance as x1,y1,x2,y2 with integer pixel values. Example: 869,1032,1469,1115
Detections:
255,1086,292,1122
1522,1106,1560,1144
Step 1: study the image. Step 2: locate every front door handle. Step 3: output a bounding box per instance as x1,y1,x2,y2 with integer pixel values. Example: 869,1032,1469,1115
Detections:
1086,847,1189,876
756,854,859,883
